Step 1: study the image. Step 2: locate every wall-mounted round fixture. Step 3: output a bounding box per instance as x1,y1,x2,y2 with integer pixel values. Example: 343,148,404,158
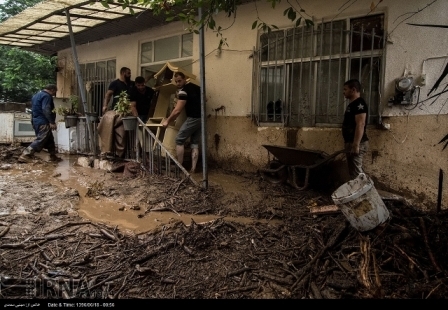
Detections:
396,76,413,92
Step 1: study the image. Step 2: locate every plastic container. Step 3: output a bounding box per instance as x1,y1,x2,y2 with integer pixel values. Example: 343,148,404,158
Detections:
64,115,78,128
331,173,390,231
122,116,137,131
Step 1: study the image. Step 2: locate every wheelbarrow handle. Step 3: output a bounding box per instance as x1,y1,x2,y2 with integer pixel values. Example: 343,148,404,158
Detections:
258,165,287,174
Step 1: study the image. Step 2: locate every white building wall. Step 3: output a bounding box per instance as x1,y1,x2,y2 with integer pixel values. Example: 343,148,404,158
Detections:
57,0,448,209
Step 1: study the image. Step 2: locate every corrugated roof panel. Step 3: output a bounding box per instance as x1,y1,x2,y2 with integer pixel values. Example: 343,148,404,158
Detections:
0,38,16,43
52,25,90,32
16,29,48,36
69,8,127,19
15,39,45,44
4,34,30,38
0,0,172,55
44,15,73,24
8,42,33,47
70,18,107,27
30,36,59,41
26,23,61,31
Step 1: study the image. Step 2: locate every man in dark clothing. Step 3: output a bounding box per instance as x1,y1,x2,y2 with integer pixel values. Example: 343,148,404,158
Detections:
130,76,156,123
102,67,133,114
162,72,202,173
98,67,133,158
18,84,61,163
341,79,369,179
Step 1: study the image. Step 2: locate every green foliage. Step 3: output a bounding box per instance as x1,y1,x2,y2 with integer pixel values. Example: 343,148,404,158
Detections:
0,0,56,103
54,95,79,116
104,0,314,45
113,91,132,117
0,0,41,22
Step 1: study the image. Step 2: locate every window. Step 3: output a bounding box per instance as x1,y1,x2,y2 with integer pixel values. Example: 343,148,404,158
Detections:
255,14,384,126
80,59,116,116
140,33,193,87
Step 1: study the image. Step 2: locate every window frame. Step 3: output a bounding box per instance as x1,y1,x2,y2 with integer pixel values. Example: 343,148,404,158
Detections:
254,13,385,128
140,33,194,80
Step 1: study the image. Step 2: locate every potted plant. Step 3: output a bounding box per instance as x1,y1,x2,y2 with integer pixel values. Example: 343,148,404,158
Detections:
113,91,137,131
54,95,79,128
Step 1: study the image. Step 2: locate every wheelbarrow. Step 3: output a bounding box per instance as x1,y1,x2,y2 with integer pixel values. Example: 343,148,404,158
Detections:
259,145,345,190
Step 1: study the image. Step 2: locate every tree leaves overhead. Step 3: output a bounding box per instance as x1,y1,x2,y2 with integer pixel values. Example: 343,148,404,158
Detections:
106,0,314,42
0,0,56,102
0,0,41,22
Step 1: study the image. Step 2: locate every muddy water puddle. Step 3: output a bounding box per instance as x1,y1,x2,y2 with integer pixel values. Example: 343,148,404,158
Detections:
5,154,278,234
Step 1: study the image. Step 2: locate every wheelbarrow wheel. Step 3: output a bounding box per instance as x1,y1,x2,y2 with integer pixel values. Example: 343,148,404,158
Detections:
259,160,288,184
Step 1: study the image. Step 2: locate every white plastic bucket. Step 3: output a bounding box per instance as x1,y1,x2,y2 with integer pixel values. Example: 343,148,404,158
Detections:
331,173,390,232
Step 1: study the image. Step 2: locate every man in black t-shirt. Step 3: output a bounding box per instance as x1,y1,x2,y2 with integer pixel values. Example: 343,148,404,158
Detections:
130,76,156,123
162,72,202,173
341,79,369,179
98,67,133,158
102,67,134,114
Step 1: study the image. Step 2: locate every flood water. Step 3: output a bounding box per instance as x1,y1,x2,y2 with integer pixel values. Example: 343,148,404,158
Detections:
6,153,277,235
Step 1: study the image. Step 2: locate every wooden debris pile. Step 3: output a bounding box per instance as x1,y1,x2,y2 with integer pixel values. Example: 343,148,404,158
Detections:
1,201,447,299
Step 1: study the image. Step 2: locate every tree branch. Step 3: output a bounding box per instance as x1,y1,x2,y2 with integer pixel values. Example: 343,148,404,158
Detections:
389,0,438,36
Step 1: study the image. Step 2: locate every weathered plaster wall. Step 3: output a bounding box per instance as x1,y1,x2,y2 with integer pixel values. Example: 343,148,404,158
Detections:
57,21,189,82
57,0,448,209
202,0,448,209
207,114,448,209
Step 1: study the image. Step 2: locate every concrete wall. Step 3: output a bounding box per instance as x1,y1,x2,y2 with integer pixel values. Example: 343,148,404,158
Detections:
58,0,448,209
206,114,448,209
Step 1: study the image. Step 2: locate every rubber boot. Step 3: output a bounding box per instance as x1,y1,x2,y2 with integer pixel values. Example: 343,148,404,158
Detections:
18,146,35,163
49,154,63,162
47,144,62,162
190,148,199,173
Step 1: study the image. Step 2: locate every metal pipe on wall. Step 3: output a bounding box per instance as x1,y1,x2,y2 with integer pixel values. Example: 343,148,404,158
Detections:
198,6,208,190
65,9,95,156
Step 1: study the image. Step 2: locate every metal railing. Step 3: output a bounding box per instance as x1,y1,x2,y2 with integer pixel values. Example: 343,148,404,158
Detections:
74,116,197,186
135,118,196,184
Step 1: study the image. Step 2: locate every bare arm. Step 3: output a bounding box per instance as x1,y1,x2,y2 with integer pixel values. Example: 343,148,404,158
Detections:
161,99,186,127
130,101,138,117
102,90,114,113
351,113,366,154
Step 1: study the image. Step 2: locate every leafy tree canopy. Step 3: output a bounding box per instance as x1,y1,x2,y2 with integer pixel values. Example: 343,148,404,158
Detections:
0,0,57,103
101,0,314,49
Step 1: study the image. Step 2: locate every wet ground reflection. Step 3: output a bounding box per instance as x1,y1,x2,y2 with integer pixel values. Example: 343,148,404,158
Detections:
6,153,279,235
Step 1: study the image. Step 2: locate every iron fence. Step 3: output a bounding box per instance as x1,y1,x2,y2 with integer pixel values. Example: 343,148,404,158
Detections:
74,117,197,186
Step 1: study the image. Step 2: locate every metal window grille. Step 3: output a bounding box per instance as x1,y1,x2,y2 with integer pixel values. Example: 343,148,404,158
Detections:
76,60,117,117
255,14,385,127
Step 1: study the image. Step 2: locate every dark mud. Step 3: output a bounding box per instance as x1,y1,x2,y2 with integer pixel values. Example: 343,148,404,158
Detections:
1,145,448,299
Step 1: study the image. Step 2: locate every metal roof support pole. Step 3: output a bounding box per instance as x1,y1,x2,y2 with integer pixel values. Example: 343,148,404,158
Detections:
65,9,95,156
198,6,208,190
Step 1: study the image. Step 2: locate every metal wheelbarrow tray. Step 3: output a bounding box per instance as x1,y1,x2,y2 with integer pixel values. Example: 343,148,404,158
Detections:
259,145,345,190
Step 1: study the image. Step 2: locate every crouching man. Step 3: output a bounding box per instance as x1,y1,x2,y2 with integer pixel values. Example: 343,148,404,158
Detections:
18,84,62,163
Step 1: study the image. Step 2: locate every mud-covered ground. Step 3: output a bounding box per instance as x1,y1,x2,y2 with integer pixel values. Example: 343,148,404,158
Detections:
1,144,448,299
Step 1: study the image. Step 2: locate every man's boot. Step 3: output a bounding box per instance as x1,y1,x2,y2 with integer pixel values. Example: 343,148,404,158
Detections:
190,148,199,173
48,153,63,162
18,146,35,163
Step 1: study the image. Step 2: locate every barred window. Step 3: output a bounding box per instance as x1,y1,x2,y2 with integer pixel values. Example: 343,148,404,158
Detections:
255,14,384,126
80,59,116,116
